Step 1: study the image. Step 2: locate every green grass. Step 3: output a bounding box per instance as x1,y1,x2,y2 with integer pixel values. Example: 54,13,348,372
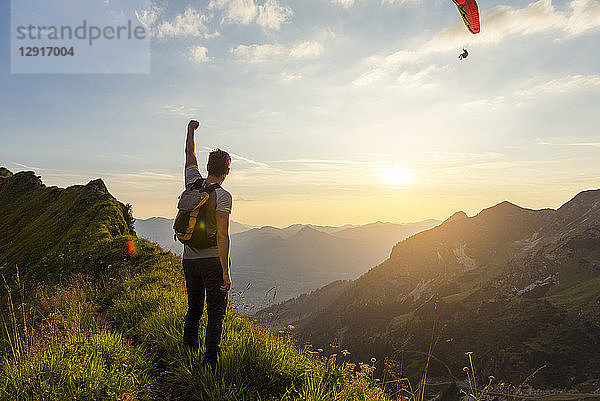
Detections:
0,172,396,400
1,240,394,400
544,277,600,311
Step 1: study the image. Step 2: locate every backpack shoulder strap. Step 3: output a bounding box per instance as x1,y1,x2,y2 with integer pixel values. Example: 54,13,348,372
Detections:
189,178,205,191
203,183,221,194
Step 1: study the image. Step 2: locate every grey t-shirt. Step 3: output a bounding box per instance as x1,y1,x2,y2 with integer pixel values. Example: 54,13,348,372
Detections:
183,165,232,259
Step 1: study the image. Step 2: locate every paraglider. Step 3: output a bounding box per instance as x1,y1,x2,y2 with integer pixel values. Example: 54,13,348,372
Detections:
458,48,468,60
452,0,480,34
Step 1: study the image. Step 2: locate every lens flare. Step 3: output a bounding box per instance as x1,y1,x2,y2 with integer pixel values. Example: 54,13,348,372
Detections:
126,239,136,256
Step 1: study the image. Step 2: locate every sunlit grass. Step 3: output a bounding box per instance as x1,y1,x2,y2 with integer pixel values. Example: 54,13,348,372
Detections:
1,243,395,401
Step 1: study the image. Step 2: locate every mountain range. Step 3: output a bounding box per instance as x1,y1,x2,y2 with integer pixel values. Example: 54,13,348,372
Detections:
3,168,599,396
259,191,600,390
134,216,253,254
135,216,439,307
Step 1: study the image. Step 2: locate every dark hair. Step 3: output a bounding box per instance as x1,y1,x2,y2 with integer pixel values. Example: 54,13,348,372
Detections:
207,148,231,177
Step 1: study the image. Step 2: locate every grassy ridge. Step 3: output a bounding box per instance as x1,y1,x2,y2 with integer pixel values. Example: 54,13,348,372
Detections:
0,171,392,401
1,237,392,400
0,172,135,284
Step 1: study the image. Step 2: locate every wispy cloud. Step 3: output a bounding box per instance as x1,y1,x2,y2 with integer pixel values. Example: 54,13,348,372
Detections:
354,0,600,84
188,46,212,64
231,40,324,63
160,8,213,38
161,104,201,117
256,0,294,30
273,158,365,165
458,74,600,110
536,139,600,147
329,0,355,8
200,147,272,168
209,0,258,25
567,142,600,147
516,74,600,97
229,152,272,168
13,162,42,171
209,0,292,30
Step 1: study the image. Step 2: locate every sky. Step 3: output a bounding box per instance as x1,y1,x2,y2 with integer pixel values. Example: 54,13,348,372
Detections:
1,0,599,227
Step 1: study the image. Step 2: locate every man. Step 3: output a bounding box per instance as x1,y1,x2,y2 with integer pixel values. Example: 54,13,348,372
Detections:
182,119,232,372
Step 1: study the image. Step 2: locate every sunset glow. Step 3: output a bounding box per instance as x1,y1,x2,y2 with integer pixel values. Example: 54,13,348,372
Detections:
381,167,414,187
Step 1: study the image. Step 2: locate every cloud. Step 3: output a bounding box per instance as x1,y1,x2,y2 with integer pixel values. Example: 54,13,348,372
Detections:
273,158,366,165
209,0,257,25
515,74,600,97
231,44,286,62
353,61,446,87
231,41,325,63
257,0,293,29
334,0,420,6
135,5,163,28
459,74,600,111
330,0,355,8
154,7,212,38
13,162,42,171
229,152,272,168
565,0,600,36
354,0,600,84
280,72,302,81
188,46,212,63
209,0,292,30
289,41,325,58
381,0,421,5
161,104,201,116
567,142,600,147
200,147,272,168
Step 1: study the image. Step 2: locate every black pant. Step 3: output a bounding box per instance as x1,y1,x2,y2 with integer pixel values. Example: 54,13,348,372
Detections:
182,257,228,362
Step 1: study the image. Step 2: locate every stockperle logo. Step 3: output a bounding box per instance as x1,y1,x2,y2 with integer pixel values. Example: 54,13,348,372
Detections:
11,0,151,74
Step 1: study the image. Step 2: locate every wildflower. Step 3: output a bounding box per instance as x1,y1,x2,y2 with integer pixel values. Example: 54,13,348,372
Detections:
268,312,273,316
489,375,496,381
463,366,469,372
371,357,377,364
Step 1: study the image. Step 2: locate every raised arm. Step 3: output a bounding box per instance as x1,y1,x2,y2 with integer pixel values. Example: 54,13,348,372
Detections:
185,120,200,167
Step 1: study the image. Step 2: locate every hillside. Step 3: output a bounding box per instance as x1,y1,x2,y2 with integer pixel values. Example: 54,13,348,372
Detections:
0,169,394,401
0,170,136,286
260,191,600,391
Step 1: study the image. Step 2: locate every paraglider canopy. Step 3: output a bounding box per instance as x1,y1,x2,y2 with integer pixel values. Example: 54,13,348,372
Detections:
452,0,480,34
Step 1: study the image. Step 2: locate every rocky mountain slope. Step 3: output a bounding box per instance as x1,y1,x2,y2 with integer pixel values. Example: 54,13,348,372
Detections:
260,191,600,390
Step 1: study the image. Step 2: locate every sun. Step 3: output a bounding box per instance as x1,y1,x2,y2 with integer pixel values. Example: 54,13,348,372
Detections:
381,167,415,187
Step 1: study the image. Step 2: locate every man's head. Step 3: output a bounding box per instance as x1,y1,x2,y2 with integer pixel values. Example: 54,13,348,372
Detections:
207,148,231,179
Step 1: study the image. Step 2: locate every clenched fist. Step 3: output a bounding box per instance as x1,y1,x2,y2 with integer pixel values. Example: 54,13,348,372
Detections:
188,120,200,132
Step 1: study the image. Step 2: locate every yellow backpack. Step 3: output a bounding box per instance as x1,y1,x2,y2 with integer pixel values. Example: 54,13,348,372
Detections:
173,180,220,248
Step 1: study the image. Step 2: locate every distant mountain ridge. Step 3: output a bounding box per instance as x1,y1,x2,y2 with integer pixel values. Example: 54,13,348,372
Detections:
134,215,440,307
134,217,253,254
260,190,600,389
